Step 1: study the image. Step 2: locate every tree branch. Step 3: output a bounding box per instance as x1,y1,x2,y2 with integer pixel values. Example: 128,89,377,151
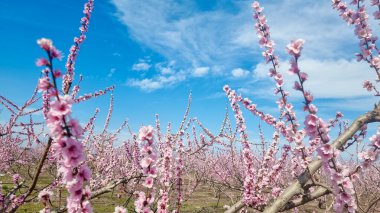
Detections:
225,103,380,213
263,104,380,213
57,175,142,213
281,187,330,211
9,137,53,213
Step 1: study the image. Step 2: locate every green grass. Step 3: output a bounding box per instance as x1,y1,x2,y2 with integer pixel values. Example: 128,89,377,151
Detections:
1,172,337,213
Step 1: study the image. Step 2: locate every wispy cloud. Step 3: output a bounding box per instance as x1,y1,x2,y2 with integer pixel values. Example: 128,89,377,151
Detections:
231,68,249,78
111,0,379,96
192,66,209,77
110,0,257,72
252,58,375,99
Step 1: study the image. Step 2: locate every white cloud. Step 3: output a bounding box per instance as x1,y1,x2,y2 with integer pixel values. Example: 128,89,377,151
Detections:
132,59,151,71
111,0,375,69
132,62,151,71
192,67,209,77
128,70,186,92
159,67,174,75
252,58,376,98
231,68,249,78
317,97,379,112
110,0,257,70
155,60,176,75
128,78,162,91
231,0,366,60
112,0,380,98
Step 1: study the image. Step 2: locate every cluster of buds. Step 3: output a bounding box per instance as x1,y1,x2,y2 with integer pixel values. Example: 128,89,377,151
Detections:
134,126,157,213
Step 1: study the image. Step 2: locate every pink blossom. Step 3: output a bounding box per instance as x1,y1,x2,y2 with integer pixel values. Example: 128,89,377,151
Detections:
370,56,380,69
304,114,318,137
51,47,62,59
143,177,154,188
359,150,378,162
63,152,85,167
251,1,260,10
362,80,373,91
37,38,53,51
288,59,299,74
36,58,49,67
274,73,284,87
144,167,157,178
50,95,73,117
82,200,93,213
38,190,53,204
299,72,308,82
317,144,334,160
62,139,84,159
67,181,83,201
293,81,302,91
78,165,91,181
308,104,318,114
140,157,154,168
38,77,51,91
82,186,91,199
53,70,62,78
68,119,84,137
114,206,128,213
47,120,64,137
139,125,154,141
223,85,230,92
304,91,313,103
286,39,305,58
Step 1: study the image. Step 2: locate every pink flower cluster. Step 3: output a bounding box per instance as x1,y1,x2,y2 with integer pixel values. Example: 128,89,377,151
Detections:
38,190,53,212
282,29,358,213
37,38,62,60
224,85,257,207
318,144,357,212
284,40,330,144
36,38,92,213
359,127,380,167
362,80,380,95
252,2,299,135
286,39,305,59
253,132,282,205
174,135,184,212
74,86,115,103
157,135,173,213
251,1,279,66
332,0,380,80
134,126,157,213
63,0,94,93
304,114,330,142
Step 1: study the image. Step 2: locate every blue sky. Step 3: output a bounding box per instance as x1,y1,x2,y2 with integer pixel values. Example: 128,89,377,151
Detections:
0,0,378,139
